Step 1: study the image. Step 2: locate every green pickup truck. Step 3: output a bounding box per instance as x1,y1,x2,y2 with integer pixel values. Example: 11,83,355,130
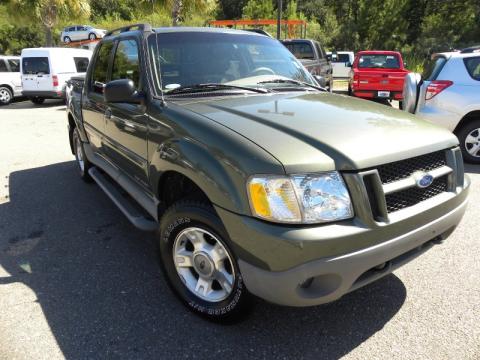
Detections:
66,24,469,321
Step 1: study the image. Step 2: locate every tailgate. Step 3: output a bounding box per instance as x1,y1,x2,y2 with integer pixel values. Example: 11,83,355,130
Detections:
355,69,407,91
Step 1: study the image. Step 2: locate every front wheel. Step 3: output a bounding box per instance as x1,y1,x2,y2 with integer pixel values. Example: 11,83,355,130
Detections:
457,120,480,164
159,200,252,322
88,33,97,40
398,101,404,110
348,85,352,96
0,86,13,105
63,36,71,43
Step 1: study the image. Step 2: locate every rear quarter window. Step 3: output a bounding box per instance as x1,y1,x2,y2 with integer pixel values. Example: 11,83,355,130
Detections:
464,57,480,81
22,57,50,74
74,57,89,72
422,57,447,81
8,59,20,72
284,42,314,60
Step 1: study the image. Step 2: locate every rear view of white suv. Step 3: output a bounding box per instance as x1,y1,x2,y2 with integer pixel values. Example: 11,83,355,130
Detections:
0,55,21,105
403,46,480,163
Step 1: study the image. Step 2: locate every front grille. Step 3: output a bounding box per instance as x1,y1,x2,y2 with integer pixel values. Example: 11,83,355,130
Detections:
385,175,448,213
377,151,446,184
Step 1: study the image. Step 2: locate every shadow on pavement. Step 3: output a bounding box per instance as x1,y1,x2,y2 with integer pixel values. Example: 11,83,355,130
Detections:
2,99,65,110
464,163,480,174
0,161,406,359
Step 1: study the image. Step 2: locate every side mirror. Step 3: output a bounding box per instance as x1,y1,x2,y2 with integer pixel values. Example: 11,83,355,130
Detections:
104,79,142,104
314,75,327,88
403,61,407,68
345,62,352,67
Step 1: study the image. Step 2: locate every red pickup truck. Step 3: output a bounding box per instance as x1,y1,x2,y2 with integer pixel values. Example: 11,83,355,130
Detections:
348,50,409,107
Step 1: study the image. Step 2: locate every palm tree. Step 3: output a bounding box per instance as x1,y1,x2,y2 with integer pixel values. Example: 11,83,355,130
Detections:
6,0,90,46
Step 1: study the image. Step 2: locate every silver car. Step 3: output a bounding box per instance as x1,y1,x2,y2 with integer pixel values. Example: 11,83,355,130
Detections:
60,25,107,43
403,46,480,163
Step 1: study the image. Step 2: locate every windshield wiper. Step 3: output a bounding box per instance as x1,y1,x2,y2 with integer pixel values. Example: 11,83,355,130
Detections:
257,78,326,92
166,83,269,95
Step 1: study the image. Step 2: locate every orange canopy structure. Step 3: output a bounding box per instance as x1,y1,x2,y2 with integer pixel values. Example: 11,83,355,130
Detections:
209,19,307,39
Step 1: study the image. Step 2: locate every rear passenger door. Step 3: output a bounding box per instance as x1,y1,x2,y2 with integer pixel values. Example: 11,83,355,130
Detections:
83,41,114,153
103,38,149,187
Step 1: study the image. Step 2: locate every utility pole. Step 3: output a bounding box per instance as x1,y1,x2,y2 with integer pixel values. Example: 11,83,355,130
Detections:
277,0,282,40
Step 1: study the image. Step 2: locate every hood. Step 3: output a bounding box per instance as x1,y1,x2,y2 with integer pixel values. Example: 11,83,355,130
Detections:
180,92,458,173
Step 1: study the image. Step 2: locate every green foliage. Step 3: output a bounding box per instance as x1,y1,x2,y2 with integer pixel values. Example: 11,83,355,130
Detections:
0,24,44,54
242,0,274,19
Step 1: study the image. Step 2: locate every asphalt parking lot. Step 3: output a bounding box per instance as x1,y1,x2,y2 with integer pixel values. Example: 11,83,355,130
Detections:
0,96,478,360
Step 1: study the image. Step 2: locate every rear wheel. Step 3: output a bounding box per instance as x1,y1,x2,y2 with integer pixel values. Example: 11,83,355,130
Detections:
30,97,45,105
63,36,71,43
0,86,13,105
72,128,92,181
398,101,404,110
457,120,480,164
348,85,352,96
159,200,252,322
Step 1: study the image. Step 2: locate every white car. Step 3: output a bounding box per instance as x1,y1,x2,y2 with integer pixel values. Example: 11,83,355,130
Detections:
327,51,355,78
403,46,480,163
60,25,106,43
0,55,22,105
21,48,92,104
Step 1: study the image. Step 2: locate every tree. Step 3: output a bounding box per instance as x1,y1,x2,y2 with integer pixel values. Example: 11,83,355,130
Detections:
242,0,274,19
216,0,248,19
6,0,90,46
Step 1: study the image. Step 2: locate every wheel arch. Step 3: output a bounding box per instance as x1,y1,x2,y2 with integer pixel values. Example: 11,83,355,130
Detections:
453,110,480,134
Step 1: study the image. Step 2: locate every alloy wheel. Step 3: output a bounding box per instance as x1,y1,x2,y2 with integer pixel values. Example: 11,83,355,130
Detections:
0,88,11,104
173,227,235,302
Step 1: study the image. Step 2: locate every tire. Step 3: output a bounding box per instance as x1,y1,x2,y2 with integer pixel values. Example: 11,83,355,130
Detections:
88,33,96,40
456,119,480,164
348,85,352,96
0,86,13,105
328,80,333,93
30,97,45,105
159,200,252,322
63,36,71,43
398,101,404,110
72,128,93,181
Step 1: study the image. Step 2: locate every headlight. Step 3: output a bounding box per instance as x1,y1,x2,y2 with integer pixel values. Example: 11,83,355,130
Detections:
247,172,353,224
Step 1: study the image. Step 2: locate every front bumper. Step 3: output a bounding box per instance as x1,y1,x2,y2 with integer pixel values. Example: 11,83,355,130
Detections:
238,196,467,306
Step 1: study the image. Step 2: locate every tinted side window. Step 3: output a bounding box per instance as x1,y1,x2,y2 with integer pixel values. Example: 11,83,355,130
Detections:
22,57,50,74
92,42,113,94
464,57,480,81
111,39,140,88
8,59,20,72
68,27,76,32
74,57,89,72
0,60,7,72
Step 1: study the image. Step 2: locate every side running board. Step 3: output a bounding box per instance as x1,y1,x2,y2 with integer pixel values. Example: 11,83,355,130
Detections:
88,167,158,231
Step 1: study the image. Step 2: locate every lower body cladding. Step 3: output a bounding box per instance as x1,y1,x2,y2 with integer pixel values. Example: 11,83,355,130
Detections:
215,179,469,307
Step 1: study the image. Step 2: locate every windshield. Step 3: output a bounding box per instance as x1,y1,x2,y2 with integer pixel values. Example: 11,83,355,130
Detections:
148,31,315,94
358,54,400,69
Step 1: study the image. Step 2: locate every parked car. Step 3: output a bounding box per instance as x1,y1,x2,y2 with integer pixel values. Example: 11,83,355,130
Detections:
0,55,21,105
348,50,409,107
282,39,333,91
61,25,107,43
327,51,355,78
67,25,469,322
403,47,480,163
21,48,91,104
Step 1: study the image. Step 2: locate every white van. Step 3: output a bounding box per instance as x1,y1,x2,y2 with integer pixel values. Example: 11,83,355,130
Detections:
327,51,355,78
0,55,21,105
21,48,92,104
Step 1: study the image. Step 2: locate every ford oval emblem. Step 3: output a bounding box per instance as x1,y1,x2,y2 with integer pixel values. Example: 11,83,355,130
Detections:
414,172,434,188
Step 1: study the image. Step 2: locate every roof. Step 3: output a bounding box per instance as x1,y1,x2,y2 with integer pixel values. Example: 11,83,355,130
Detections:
356,50,401,55
152,27,264,36
434,51,480,59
